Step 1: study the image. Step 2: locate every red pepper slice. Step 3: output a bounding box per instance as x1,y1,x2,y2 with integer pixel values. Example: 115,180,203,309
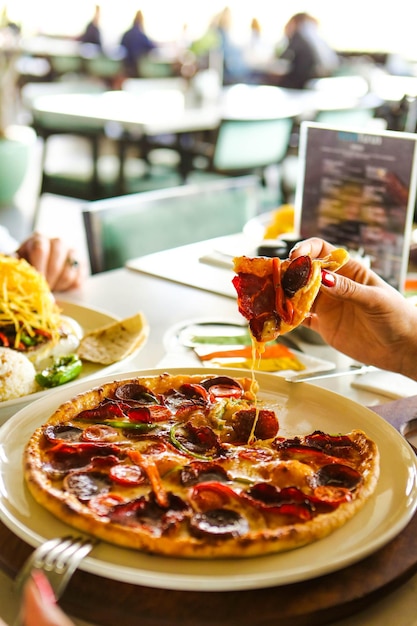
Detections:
127,405,172,423
276,445,346,467
49,440,121,456
272,258,294,325
192,481,240,510
179,383,210,403
77,400,126,421
0,332,9,347
35,328,53,339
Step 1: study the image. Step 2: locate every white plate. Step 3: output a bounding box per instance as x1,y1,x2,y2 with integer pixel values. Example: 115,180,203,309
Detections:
0,367,416,592
0,301,148,422
163,318,335,377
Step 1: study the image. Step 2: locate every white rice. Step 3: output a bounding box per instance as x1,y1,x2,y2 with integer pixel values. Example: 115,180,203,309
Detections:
0,347,37,401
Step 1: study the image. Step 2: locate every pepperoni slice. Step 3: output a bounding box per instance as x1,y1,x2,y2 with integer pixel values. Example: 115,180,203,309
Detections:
201,376,244,399
316,463,362,489
109,464,145,486
88,493,127,516
114,383,158,405
180,462,229,486
281,255,312,297
44,424,83,443
81,424,119,442
127,405,172,423
189,509,249,539
63,471,111,502
232,408,279,441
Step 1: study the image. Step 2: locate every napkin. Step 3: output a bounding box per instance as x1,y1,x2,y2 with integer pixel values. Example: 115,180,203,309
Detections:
352,370,417,400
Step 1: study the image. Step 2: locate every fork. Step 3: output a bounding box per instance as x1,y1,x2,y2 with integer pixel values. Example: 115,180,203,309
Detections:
13,535,96,624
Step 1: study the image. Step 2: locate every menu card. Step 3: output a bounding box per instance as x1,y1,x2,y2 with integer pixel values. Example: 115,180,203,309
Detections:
295,122,417,291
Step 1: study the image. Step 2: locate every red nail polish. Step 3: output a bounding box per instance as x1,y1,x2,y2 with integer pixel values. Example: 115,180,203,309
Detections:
321,269,336,287
31,569,57,605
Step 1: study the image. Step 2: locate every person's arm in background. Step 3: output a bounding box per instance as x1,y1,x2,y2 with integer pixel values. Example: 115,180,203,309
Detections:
0,571,75,626
290,237,417,381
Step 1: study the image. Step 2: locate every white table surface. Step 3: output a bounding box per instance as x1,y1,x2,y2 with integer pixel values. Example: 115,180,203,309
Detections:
30,82,378,137
1,259,417,626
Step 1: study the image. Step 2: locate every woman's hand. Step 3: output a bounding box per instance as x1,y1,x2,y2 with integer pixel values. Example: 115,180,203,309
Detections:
290,238,417,380
16,233,85,292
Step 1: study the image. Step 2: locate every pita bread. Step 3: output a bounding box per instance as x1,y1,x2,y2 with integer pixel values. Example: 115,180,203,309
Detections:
77,312,149,365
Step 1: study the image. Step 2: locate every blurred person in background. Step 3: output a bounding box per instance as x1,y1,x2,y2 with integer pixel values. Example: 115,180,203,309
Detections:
1,570,76,626
276,12,339,89
78,4,102,49
190,7,251,85
120,10,157,77
214,6,251,84
242,16,275,82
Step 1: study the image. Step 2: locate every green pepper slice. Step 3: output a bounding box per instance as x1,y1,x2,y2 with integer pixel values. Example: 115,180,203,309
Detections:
35,354,83,388
102,419,156,432
169,423,214,460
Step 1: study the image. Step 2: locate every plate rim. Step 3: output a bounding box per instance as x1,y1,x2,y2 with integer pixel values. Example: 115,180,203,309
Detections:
0,366,416,592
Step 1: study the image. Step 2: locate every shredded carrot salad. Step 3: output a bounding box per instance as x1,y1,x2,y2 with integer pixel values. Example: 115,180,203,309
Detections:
0,255,62,349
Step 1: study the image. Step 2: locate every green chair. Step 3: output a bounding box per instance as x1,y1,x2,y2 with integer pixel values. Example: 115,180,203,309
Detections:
315,107,378,128
184,116,294,208
49,55,83,77
82,175,260,273
138,56,175,78
84,55,124,85
306,75,380,130
187,117,293,175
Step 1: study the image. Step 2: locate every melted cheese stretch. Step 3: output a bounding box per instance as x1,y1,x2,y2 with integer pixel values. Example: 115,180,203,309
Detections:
0,255,62,348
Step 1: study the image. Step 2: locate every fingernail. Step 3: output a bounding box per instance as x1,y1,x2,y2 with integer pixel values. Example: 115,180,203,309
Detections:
321,269,336,287
289,241,302,254
31,569,57,605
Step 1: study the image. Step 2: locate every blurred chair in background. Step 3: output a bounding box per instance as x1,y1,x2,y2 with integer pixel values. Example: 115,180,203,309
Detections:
315,107,380,128
183,116,294,207
82,175,260,273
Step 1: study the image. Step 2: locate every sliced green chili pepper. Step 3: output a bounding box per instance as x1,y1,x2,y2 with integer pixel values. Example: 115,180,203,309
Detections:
103,419,156,432
35,354,83,388
20,332,38,347
169,423,214,460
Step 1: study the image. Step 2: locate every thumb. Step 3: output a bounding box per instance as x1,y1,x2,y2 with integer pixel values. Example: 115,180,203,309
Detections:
321,270,375,307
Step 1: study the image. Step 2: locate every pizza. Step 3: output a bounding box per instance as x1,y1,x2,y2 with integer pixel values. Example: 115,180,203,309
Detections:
232,249,349,344
23,372,379,559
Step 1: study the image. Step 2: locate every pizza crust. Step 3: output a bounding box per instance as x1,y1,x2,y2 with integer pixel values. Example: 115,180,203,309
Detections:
23,374,379,559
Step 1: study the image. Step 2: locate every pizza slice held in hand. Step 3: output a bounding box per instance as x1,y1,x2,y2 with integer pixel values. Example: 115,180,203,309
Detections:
232,249,348,344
